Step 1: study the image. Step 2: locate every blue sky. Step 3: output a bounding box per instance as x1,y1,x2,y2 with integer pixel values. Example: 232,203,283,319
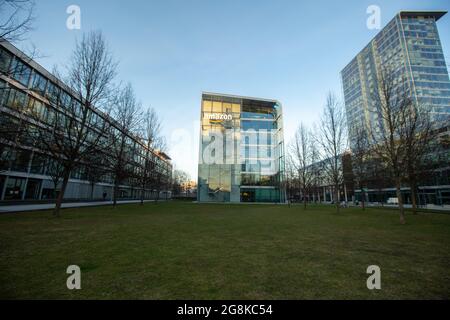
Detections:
22,0,450,178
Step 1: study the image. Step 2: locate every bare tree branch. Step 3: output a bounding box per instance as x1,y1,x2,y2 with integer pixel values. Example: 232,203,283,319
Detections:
0,0,35,43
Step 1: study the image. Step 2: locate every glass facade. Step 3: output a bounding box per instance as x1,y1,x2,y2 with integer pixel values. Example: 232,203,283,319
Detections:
341,11,450,146
198,93,285,203
0,40,173,201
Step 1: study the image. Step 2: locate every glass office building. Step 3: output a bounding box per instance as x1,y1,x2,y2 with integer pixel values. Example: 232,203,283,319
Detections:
198,92,286,203
341,11,450,145
0,40,173,202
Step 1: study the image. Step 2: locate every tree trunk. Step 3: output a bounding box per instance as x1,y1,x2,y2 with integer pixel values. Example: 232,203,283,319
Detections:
113,182,119,208
54,170,70,217
90,182,95,200
395,179,406,224
154,189,159,204
335,184,340,213
361,184,365,211
140,187,145,205
303,187,307,209
410,181,418,214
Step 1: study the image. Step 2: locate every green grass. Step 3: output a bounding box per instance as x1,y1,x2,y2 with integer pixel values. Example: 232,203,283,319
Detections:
0,202,449,299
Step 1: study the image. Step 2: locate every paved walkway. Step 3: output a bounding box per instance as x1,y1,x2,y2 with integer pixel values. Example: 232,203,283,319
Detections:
0,199,158,213
367,203,450,212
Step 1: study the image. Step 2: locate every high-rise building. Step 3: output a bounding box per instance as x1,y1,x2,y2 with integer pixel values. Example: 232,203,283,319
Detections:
341,11,450,144
198,92,286,203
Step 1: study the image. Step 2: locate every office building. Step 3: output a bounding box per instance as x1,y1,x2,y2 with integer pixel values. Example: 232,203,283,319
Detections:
0,40,172,202
341,11,450,205
198,92,286,203
341,11,450,145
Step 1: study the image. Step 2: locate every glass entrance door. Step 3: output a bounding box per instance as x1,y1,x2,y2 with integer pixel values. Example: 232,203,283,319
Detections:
25,178,41,199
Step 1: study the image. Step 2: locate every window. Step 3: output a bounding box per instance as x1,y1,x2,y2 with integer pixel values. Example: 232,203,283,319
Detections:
0,80,9,105
11,150,31,172
242,103,276,119
11,58,32,86
4,177,26,200
31,99,47,121
203,100,212,112
241,120,276,131
0,48,12,74
0,115,19,141
45,82,60,105
71,99,81,117
46,106,56,124
60,91,72,109
212,101,222,113
6,88,27,110
30,72,47,96
14,90,27,110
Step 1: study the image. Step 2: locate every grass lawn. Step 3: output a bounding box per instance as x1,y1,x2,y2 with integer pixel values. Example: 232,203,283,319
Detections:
0,202,449,299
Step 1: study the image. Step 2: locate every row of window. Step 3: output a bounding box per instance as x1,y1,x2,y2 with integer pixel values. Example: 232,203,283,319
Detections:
413,73,449,82
415,88,450,98
403,31,438,39
0,143,170,186
410,66,449,75
415,81,450,90
241,173,279,187
0,46,172,174
406,38,440,46
202,100,240,113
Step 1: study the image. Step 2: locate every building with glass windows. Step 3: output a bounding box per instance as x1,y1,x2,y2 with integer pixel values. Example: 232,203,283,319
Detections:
341,11,450,145
341,11,450,206
198,92,286,203
0,39,172,203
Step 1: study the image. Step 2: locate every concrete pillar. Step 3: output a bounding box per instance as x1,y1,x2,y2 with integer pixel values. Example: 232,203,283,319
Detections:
1,175,8,200
38,179,44,200
22,177,28,200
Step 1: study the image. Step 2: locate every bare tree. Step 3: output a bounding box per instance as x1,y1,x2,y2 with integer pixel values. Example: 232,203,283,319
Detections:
108,84,142,208
27,31,117,216
310,142,322,203
316,92,347,213
369,68,412,224
290,123,315,209
46,157,65,199
349,124,369,210
0,103,29,173
403,106,439,214
172,169,190,196
84,152,107,200
151,136,168,204
138,106,164,205
284,155,296,205
0,0,35,43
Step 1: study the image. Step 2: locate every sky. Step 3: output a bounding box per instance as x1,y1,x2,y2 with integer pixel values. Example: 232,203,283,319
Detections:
18,0,450,179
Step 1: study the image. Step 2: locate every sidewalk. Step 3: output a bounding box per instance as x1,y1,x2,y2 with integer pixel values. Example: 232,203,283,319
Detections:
367,203,450,212
0,199,158,213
